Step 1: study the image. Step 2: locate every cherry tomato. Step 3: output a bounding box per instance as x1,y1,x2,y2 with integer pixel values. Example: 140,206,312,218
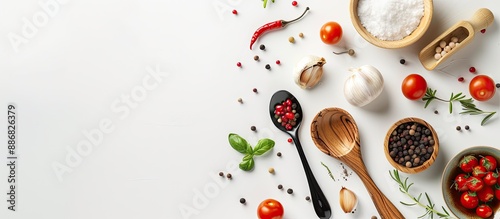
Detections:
454,173,469,192
319,22,343,45
483,172,498,186
469,75,496,101
459,155,479,173
401,74,427,100
257,199,284,219
494,184,500,201
467,176,484,192
472,165,487,178
480,155,497,171
477,186,495,202
460,191,479,209
476,204,493,218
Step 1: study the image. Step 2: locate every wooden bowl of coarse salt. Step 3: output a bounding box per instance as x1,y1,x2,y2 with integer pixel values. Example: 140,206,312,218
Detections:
350,0,433,49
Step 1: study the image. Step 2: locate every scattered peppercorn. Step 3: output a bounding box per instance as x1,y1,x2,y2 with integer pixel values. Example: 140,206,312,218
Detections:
278,184,283,189
268,167,275,174
298,32,304,38
277,152,282,157
287,138,293,143
456,126,461,131
371,216,378,219
434,110,439,114
305,196,310,201
469,67,476,73
236,62,242,67
252,88,258,93
481,29,486,33
496,83,500,88
259,44,266,50
275,60,281,65
250,126,256,131
237,98,243,103
254,55,259,61
239,198,246,204
226,173,232,179
292,1,298,6
287,188,293,194
464,125,470,130
219,172,224,177
232,9,237,15
458,77,464,82
400,59,406,64
288,36,295,43
265,64,271,70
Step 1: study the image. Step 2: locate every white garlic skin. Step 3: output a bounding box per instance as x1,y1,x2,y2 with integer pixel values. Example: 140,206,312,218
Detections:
344,65,384,107
293,55,326,89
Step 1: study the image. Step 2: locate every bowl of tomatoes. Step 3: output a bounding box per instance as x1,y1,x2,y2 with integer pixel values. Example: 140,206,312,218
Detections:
441,146,500,218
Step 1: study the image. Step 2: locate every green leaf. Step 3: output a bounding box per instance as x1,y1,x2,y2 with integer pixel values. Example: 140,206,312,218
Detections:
239,155,255,171
481,112,496,126
448,102,453,113
228,133,251,154
263,0,268,8
253,138,275,156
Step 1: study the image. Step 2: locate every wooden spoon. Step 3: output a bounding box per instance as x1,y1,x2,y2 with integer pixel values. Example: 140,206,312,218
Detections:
419,8,494,70
310,108,404,219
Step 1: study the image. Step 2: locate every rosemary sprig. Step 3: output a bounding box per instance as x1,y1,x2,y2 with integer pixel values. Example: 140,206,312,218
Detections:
389,170,455,219
321,162,335,181
422,88,496,126
263,0,275,8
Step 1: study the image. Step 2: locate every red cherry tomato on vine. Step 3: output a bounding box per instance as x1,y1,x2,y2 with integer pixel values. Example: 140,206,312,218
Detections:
257,199,284,219
319,22,343,45
483,172,498,186
476,204,493,218
469,75,496,101
401,74,427,100
460,191,479,209
480,155,497,171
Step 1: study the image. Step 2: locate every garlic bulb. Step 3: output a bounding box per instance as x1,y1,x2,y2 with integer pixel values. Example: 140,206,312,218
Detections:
339,187,357,213
293,55,326,89
344,65,384,107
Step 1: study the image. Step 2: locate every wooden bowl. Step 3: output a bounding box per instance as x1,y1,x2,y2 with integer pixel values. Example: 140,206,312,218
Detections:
441,146,500,218
384,117,439,174
350,0,433,49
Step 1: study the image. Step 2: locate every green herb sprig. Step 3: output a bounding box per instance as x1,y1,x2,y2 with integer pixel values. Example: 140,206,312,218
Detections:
228,133,275,171
321,162,335,181
389,170,455,219
422,88,496,125
263,0,275,8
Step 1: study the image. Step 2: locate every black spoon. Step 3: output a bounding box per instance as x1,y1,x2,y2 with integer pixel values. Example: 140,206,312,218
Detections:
269,90,331,219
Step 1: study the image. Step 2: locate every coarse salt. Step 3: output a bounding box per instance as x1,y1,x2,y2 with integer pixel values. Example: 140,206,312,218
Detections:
357,0,424,41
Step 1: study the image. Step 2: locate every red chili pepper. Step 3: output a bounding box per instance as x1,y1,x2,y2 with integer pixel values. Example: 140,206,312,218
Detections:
249,7,309,50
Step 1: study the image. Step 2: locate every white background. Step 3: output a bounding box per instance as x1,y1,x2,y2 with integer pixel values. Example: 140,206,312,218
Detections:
0,0,499,218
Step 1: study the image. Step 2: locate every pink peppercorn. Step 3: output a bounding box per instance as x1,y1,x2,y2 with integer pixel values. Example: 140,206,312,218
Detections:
276,60,281,65
236,62,241,67
469,67,476,73
292,1,298,6
232,10,237,15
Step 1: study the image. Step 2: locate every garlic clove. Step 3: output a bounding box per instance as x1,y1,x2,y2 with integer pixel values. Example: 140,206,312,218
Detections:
293,55,326,89
339,187,357,213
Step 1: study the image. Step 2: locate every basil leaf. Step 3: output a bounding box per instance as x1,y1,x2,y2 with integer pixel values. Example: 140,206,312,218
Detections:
239,155,255,171
228,133,251,154
253,138,275,156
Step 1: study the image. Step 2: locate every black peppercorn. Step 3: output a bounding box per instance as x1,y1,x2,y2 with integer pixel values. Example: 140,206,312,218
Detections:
252,88,258,93
496,83,500,88
400,59,406,64
465,125,470,130
239,198,246,204
265,64,271,70
434,110,438,114
251,126,256,131
219,172,224,177
305,196,310,201
277,184,283,189
456,126,461,131
226,173,232,179
260,44,266,50
253,55,259,61
287,188,293,194
277,152,282,157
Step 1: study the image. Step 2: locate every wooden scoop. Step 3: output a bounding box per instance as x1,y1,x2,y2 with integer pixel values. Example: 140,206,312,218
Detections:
419,8,494,70
311,108,404,219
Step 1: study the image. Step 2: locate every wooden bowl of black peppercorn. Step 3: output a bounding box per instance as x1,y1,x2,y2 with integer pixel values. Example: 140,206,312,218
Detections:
384,117,439,174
